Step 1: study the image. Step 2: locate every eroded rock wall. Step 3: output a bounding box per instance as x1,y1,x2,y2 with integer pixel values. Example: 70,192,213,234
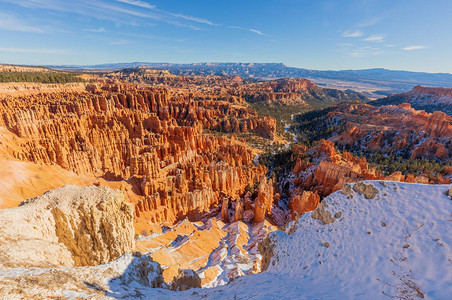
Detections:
0,83,275,223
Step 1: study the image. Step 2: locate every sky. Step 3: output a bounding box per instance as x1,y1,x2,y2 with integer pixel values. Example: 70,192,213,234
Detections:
0,0,451,73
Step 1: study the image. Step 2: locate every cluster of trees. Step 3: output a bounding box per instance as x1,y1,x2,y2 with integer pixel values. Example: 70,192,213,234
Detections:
291,105,450,178
258,149,295,182
249,102,309,138
362,152,450,177
293,107,347,147
0,71,84,83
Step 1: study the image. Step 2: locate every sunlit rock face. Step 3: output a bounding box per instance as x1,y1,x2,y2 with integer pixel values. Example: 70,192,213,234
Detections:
0,82,276,224
327,103,452,161
372,85,452,115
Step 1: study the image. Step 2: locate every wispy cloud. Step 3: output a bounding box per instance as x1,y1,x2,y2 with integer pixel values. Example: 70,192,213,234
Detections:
2,0,266,37
228,26,267,36
337,43,384,58
357,14,388,28
114,0,216,26
3,0,63,10
249,29,265,36
85,27,106,33
0,47,71,54
168,13,217,26
349,48,383,58
362,34,384,42
403,45,426,51
358,18,381,28
0,12,44,33
342,30,363,38
115,0,155,9
110,39,130,45
338,43,355,47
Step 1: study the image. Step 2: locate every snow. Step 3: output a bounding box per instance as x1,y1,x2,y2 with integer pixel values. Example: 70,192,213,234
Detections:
178,181,452,299
2,181,450,299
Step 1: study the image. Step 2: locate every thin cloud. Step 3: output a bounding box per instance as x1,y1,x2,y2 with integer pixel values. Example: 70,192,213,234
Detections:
337,43,384,58
349,48,383,58
342,30,363,38
358,18,381,28
5,0,208,29
115,0,155,9
86,1,200,30
357,14,387,28
3,0,64,10
168,13,217,26
0,12,44,33
362,34,384,42
0,47,71,54
249,29,265,36
403,45,426,51
114,0,216,26
85,27,106,33
110,39,130,45
229,26,267,36
3,0,264,36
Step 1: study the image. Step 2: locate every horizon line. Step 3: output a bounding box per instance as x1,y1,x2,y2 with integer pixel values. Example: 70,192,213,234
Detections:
1,62,451,75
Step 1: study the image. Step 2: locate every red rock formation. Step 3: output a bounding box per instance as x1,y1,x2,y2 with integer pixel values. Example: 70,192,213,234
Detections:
373,86,452,115
290,140,380,199
289,190,320,216
253,176,274,223
410,85,452,98
329,103,452,161
234,197,244,222
385,172,405,182
0,82,273,224
221,196,229,222
286,137,446,219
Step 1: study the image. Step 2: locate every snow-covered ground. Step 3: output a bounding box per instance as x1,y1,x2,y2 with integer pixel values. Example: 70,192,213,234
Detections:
171,181,451,299
2,181,450,299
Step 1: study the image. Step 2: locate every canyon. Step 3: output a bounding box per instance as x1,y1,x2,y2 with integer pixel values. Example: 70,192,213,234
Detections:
0,82,276,225
0,67,451,297
0,77,280,288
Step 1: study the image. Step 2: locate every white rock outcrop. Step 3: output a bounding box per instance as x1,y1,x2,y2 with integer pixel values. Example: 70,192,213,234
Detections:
0,185,135,268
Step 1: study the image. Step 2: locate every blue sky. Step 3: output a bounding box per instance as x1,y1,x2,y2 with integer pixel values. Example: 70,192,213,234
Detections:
0,0,451,73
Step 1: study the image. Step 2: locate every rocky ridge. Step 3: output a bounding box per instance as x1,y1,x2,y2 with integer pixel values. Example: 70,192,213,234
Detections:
240,78,366,104
0,82,86,97
372,85,452,115
107,70,367,107
324,103,451,160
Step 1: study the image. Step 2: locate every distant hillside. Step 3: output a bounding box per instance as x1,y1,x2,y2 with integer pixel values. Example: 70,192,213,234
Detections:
48,62,452,92
0,64,84,84
372,85,452,115
0,65,53,73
